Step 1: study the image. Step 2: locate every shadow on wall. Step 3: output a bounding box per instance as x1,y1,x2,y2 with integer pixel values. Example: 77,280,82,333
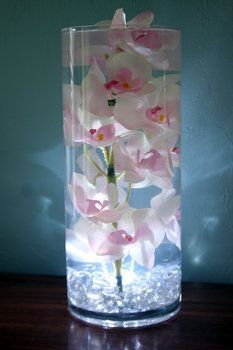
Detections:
0,144,66,275
182,124,233,284
179,0,233,284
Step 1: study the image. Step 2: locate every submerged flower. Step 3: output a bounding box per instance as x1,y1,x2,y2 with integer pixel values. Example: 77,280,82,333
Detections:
88,209,165,269
113,79,180,133
113,130,173,189
80,55,155,121
109,9,180,70
69,173,127,224
76,124,117,147
66,219,123,263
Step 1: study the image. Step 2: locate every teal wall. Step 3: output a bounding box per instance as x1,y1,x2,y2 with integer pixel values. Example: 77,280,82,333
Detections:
0,0,233,283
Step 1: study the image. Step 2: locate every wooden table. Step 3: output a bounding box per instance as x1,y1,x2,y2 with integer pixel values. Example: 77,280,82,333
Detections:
0,274,232,349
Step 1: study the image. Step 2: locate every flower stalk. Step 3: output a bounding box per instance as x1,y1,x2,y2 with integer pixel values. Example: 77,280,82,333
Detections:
103,146,123,292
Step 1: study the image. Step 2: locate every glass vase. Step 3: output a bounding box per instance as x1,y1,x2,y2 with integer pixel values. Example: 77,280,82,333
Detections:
62,24,181,328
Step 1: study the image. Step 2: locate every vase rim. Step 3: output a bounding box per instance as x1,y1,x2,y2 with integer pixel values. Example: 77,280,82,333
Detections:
61,24,180,33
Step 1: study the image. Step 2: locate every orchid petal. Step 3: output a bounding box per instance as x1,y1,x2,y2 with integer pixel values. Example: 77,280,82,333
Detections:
69,173,112,218
81,74,112,117
166,218,181,249
126,130,151,162
128,12,154,26
78,105,115,135
144,126,179,153
171,148,180,167
97,240,125,257
87,223,109,253
111,8,126,28
113,142,145,183
107,183,118,208
161,194,181,225
89,57,106,84
114,95,149,130
150,189,175,211
117,210,135,234
131,241,155,269
115,67,133,81
67,219,120,263
86,221,125,260
106,51,152,83
78,124,117,148
66,227,90,262
141,165,173,189
96,202,129,223
150,190,181,225
108,229,136,245
131,208,165,248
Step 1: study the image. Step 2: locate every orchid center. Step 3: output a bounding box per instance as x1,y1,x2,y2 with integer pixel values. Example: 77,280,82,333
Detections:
146,106,167,124
122,232,133,242
158,114,165,123
97,133,104,141
89,128,96,135
122,81,130,89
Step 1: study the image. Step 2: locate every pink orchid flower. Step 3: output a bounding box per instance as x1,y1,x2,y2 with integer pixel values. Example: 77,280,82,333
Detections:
120,30,180,71
77,103,131,147
151,189,181,249
87,209,165,269
97,9,154,30
66,218,124,263
63,81,128,147
69,173,128,224
113,131,173,189
109,9,180,70
81,62,113,117
81,56,155,118
106,51,153,93
75,124,118,147
114,78,180,132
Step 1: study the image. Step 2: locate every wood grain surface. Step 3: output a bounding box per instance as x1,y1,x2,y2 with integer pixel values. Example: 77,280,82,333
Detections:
0,274,232,349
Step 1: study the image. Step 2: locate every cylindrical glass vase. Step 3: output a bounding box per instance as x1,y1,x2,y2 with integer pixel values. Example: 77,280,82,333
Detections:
62,25,181,328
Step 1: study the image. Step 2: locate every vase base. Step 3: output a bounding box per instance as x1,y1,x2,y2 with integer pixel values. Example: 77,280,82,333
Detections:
68,299,181,329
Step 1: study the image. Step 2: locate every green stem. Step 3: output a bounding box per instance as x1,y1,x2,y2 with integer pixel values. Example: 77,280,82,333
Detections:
93,173,102,186
103,146,123,291
102,147,109,164
83,143,106,178
125,183,132,202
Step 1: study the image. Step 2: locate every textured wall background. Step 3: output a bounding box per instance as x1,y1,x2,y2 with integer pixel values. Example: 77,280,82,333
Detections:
0,0,233,283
